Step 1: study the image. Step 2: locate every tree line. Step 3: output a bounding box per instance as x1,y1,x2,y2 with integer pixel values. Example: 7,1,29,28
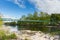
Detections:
17,12,60,26
4,12,60,26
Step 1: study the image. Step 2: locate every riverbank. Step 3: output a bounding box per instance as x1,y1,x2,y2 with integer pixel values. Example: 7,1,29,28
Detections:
15,30,60,40
0,25,60,40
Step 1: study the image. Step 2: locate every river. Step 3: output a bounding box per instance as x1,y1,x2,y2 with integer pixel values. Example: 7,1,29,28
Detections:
3,25,18,32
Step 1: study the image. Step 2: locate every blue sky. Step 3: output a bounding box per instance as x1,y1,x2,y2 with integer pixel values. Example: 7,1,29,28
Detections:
0,0,36,19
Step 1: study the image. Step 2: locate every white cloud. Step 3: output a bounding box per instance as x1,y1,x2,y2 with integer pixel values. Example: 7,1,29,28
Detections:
2,14,19,19
7,0,26,8
29,0,60,14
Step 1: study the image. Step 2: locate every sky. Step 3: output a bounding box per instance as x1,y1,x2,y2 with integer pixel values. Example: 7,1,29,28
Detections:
0,0,35,19
0,0,60,19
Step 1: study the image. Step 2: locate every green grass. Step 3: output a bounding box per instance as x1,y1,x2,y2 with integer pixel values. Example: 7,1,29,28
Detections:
0,17,3,26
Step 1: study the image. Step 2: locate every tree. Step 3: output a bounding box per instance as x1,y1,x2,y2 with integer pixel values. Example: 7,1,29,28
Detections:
20,15,26,20
39,12,50,25
33,11,38,20
26,13,33,20
50,14,59,25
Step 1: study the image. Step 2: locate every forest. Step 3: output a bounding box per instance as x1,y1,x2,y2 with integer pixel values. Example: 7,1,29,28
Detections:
17,12,60,26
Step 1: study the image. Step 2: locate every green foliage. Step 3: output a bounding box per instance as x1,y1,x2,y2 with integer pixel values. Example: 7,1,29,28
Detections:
18,12,60,26
25,38,28,40
17,12,50,26
20,15,27,20
33,11,38,20
0,30,5,38
0,16,3,26
50,14,60,25
0,30,7,40
9,33,16,39
26,14,33,20
4,22,16,26
0,30,17,40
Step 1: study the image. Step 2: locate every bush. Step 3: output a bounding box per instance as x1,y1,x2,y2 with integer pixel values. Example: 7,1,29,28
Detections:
9,33,17,39
0,30,17,40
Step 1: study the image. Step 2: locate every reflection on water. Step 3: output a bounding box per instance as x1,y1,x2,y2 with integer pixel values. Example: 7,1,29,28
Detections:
4,25,43,32
3,25,18,32
4,25,60,33
3,25,50,32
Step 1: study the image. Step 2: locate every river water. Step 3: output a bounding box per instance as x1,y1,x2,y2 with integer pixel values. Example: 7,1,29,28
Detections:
3,25,18,32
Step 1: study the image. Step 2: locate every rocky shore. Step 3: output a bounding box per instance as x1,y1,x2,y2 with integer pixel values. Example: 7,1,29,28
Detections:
15,30,60,40
0,26,60,40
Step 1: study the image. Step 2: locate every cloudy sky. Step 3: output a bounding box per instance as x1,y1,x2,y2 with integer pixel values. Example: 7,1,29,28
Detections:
0,0,60,19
